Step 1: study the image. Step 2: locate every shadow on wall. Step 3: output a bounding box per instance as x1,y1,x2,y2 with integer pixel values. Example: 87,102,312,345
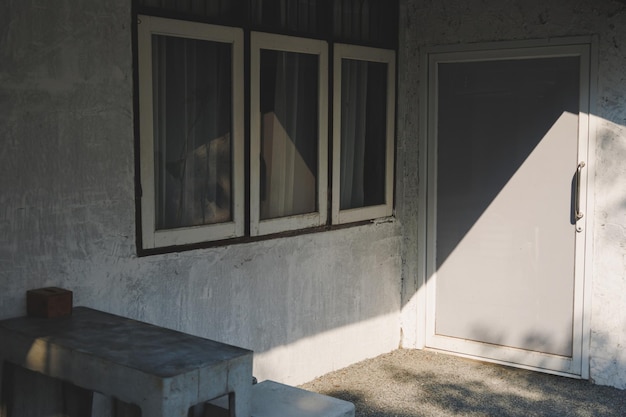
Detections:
303,348,626,417
596,119,626,212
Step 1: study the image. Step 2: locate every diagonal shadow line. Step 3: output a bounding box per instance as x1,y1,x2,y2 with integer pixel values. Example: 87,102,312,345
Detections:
434,56,581,270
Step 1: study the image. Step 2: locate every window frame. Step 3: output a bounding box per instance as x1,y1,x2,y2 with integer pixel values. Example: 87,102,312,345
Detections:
332,43,396,224
250,31,329,236
137,15,245,249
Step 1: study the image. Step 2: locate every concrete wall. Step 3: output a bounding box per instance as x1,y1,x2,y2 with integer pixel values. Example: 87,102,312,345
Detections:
3,0,626,398
397,0,626,389
0,0,402,389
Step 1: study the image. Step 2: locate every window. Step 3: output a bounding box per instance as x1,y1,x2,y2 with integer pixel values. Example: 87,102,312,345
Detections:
332,44,395,224
250,33,328,236
135,1,397,251
137,16,244,248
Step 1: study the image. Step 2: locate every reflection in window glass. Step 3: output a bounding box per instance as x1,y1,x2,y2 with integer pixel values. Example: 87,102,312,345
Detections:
259,49,319,220
152,35,233,230
340,59,387,210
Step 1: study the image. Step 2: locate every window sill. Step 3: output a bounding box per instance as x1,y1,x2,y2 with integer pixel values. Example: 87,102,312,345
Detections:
136,216,397,257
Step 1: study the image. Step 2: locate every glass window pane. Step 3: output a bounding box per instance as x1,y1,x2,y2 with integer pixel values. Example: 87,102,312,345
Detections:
259,49,319,220
152,35,233,230
340,58,387,210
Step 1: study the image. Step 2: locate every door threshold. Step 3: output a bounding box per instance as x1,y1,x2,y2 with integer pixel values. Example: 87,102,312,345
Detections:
423,347,584,380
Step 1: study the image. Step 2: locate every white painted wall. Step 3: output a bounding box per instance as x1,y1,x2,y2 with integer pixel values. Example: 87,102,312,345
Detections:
397,0,626,389
0,0,401,390
2,0,626,396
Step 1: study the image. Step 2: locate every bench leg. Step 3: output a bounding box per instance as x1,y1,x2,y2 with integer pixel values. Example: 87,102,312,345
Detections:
62,381,93,416
0,362,92,417
0,360,12,417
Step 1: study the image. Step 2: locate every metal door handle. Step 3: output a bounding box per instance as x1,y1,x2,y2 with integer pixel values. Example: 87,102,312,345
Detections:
575,161,585,221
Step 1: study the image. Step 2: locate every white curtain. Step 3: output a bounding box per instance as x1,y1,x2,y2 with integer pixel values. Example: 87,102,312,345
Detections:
334,0,371,40
340,59,368,210
153,35,232,229
260,50,317,220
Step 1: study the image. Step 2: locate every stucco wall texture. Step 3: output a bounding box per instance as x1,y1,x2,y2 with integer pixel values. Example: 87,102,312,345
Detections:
398,0,626,389
1,0,626,397
0,0,402,388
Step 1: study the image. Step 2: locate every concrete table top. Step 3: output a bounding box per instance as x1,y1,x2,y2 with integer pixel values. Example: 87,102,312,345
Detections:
0,307,253,417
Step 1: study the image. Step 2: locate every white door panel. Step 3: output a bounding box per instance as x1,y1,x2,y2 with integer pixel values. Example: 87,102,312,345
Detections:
425,43,591,376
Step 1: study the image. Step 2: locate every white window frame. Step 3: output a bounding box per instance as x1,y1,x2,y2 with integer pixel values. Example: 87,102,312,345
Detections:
137,15,245,248
250,32,329,236
332,44,396,224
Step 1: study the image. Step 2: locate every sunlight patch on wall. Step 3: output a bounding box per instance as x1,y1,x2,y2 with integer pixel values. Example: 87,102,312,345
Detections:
253,312,400,386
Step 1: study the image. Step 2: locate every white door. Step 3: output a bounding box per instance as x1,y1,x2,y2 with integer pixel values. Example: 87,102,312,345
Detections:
425,42,591,376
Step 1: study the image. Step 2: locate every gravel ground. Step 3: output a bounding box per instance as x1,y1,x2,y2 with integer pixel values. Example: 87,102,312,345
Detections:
299,349,626,417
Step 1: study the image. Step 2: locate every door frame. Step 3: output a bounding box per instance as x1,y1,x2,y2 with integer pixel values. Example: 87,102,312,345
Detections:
415,36,598,379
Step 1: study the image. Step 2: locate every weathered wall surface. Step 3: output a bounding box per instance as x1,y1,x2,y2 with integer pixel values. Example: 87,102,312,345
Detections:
398,0,626,389
3,0,626,397
0,0,402,390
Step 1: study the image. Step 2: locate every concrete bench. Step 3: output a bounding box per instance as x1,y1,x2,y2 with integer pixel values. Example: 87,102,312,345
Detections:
251,381,355,417
0,307,253,417
203,380,355,417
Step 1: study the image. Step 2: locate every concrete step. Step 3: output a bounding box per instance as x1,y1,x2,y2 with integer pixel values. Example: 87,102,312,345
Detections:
251,380,355,417
203,380,355,417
